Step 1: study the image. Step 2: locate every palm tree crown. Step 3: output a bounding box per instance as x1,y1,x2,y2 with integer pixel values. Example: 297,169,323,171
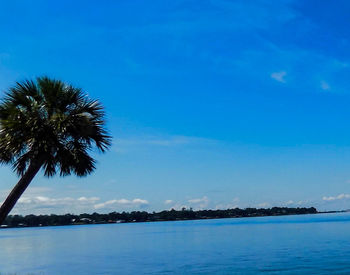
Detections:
0,76,111,177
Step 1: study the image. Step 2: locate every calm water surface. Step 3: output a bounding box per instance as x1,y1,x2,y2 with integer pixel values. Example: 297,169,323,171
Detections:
1,213,350,274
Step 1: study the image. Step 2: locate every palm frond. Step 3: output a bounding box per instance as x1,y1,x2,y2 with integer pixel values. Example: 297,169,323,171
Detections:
0,76,111,177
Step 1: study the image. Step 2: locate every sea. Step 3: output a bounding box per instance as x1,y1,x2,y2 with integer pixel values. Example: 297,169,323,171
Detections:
1,212,350,274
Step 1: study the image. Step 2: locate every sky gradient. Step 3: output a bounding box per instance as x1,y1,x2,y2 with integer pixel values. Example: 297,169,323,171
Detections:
1,0,350,214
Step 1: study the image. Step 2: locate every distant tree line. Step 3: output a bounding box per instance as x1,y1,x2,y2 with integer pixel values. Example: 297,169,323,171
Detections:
1,207,318,228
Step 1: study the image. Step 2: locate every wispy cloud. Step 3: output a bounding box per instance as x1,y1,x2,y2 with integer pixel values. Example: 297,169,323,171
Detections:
235,42,350,94
115,135,213,147
320,80,330,90
323,194,350,201
17,196,100,205
113,135,216,153
256,202,270,208
215,197,240,210
9,196,101,215
271,71,287,83
94,198,149,210
188,196,209,209
2,188,149,214
164,199,173,205
0,186,54,203
1,186,53,197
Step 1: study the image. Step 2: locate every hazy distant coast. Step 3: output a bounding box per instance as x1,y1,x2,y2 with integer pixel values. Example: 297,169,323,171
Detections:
1,207,319,229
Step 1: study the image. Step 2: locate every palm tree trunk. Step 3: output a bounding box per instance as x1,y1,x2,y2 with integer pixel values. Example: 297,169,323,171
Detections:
0,159,43,225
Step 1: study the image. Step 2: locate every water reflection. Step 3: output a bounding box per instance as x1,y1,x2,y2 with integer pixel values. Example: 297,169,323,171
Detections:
1,213,350,274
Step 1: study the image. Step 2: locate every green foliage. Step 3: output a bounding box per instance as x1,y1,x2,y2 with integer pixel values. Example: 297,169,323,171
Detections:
0,77,111,177
2,207,318,228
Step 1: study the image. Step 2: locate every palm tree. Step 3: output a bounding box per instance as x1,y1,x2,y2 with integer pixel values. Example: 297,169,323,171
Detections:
0,77,111,225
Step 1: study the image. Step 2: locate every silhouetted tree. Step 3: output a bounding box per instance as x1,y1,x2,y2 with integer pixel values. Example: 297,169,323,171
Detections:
0,77,111,225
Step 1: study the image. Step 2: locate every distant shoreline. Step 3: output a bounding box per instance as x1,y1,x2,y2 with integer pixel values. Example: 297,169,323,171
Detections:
1,206,335,229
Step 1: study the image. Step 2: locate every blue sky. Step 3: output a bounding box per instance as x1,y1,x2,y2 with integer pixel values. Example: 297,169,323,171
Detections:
1,0,350,214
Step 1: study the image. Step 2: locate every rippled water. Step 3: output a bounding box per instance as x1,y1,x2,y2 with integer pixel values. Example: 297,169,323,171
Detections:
1,213,350,274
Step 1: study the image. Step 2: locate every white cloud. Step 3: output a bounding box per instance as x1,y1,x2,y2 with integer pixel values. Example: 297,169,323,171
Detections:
17,196,99,206
168,204,189,210
320,80,330,90
164,200,173,205
17,197,32,204
133,198,148,204
17,196,72,205
215,197,240,210
215,204,239,210
10,196,102,215
271,71,287,83
94,198,149,210
323,194,350,201
257,202,270,208
1,186,53,202
188,196,209,209
188,198,204,203
78,197,100,202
